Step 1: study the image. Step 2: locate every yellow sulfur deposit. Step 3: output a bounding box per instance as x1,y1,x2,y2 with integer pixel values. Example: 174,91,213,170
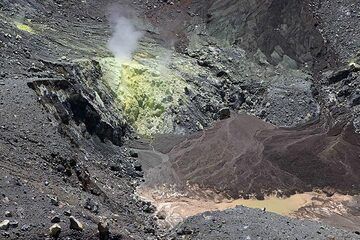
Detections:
15,22,35,34
99,57,185,136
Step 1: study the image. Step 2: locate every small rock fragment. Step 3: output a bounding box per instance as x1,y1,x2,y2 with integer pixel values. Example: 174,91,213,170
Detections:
49,223,62,238
21,224,31,231
4,211,12,217
134,163,142,172
129,150,139,158
156,210,166,220
110,165,121,172
0,220,10,230
69,216,83,231
9,220,18,228
84,198,99,214
50,196,59,206
98,220,110,240
176,226,192,235
142,203,155,213
63,210,71,216
51,216,61,223
219,107,231,120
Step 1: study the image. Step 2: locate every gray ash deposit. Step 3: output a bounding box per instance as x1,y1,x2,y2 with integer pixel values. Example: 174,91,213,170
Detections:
0,0,360,239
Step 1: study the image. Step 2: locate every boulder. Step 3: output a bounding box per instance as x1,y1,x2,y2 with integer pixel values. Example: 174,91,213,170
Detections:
49,223,62,238
129,150,139,158
98,220,110,240
0,220,10,230
218,107,231,120
51,216,61,223
69,216,84,231
4,211,12,217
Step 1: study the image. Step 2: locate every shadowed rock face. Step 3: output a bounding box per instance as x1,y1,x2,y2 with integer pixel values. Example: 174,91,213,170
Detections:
190,0,337,71
27,60,129,146
164,114,360,198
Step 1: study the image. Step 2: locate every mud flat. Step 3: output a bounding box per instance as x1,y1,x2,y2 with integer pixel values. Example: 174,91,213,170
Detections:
138,187,315,227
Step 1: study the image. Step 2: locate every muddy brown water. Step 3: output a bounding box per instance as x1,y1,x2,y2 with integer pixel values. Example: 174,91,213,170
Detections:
137,186,353,228
133,114,360,229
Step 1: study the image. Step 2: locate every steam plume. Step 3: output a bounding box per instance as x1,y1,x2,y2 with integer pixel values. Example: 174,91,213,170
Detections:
107,8,142,61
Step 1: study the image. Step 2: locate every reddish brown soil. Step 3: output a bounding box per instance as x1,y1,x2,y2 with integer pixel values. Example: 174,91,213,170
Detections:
153,114,360,199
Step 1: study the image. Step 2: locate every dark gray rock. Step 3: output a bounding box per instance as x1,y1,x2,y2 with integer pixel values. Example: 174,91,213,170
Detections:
63,210,71,216
50,196,59,206
4,211,12,217
51,216,61,223
69,216,83,231
218,107,231,120
21,224,31,231
49,223,61,238
0,220,10,230
129,150,139,158
98,220,110,240
9,220,18,228
169,206,360,240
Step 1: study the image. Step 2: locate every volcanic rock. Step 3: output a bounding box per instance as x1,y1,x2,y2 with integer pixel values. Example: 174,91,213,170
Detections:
0,220,10,230
98,220,110,240
63,210,71,216
4,211,12,217
49,223,62,238
69,216,84,231
218,107,231,120
129,150,139,158
156,210,167,220
168,206,360,239
51,216,61,223
1,0,360,239
9,220,18,228
21,224,31,231
50,196,59,206
84,198,99,214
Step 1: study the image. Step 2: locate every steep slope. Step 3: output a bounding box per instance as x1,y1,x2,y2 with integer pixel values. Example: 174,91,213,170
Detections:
144,114,360,199
0,1,158,239
190,0,337,71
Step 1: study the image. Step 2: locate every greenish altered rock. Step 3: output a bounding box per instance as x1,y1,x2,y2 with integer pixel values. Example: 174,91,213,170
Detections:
15,21,35,34
98,46,190,136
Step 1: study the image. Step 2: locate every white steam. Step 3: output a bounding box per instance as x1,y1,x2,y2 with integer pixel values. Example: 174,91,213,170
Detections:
107,13,142,61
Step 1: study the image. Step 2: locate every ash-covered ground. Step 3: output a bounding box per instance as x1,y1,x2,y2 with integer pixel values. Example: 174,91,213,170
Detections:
0,0,360,240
